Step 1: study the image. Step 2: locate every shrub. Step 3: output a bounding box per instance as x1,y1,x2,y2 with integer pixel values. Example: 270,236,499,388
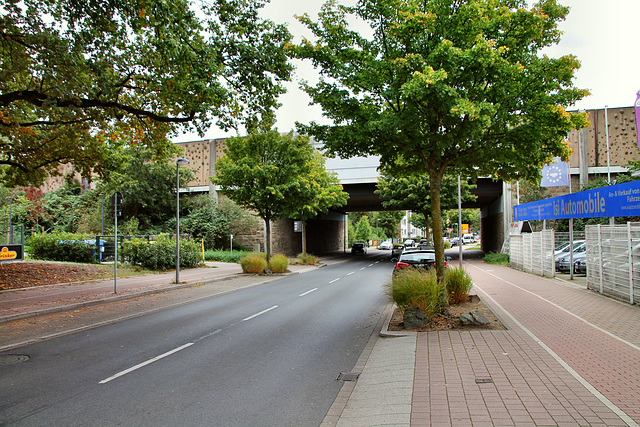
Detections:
268,254,289,273
444,241,452,249
386,268,444,317
29,233,99,263
445,266,473,305
204,249,251,263
122,236,201,270
240,254,268,274
483,252,509,265
297,253,318,265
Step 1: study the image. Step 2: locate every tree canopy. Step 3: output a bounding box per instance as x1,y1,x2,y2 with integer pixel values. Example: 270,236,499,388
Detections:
213,130,346,259
1,0,292,186
291,0,589,281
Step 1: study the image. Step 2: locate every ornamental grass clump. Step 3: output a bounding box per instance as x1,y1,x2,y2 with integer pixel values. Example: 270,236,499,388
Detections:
268,254,289,273
297,253,318,265
240,254,268,274
445,266,473,305
386,268,444,317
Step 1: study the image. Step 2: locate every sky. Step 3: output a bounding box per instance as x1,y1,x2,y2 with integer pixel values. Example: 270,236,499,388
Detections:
173,0,640,143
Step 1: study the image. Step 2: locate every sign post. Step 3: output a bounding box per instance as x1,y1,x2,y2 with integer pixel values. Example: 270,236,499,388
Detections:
113,192,123,293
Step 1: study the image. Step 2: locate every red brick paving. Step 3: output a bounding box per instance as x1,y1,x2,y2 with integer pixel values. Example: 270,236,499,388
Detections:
412,260,640,426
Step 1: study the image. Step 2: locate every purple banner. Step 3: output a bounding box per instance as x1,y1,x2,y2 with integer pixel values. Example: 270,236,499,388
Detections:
636,91,640,152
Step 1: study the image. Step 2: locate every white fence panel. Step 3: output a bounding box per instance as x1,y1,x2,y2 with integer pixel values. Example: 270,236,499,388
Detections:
586,223,640,305
509,230,555,277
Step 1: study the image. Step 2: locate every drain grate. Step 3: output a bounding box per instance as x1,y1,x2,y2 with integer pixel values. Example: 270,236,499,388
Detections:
0,354,30,366
475,378,493,384
337,372,360,382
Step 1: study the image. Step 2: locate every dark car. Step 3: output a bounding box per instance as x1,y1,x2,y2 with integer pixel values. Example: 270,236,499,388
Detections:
394,249,439,273
351,242,367,255
557,250,586,273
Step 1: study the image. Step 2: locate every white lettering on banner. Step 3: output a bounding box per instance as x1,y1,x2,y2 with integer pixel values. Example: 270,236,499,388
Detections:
559,194,606,216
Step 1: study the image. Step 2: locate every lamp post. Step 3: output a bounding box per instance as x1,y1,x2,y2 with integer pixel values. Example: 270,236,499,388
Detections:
7,196,13,244
176,158,189,284
376,218,379,245
100,193,105,236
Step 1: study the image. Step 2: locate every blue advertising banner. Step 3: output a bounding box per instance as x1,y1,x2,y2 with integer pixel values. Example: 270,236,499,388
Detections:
514,180,640,221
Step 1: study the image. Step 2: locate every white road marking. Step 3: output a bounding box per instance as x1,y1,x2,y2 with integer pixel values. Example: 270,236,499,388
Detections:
299,288,318,297
360,267,366,271
242,305,279,322
347,272,355,276
329,278,340,284
99,343,194,384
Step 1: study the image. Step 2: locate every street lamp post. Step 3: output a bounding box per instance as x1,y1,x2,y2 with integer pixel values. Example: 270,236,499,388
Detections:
100,193,105,236
376,218,379,245
176,158,189,284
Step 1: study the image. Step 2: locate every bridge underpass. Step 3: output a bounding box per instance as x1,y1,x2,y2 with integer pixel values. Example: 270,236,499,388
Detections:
301,157,507,254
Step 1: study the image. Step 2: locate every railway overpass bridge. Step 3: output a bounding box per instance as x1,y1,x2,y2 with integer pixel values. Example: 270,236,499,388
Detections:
176,139,510,255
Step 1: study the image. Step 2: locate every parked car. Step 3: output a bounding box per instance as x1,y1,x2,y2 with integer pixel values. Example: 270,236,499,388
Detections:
403,239,415,248
379,240,393,250
393,248,438,273
462,234,474,244
555,242,587,272
573,256,587,275
557,251,586,273
450,237,459,247
351,242,367,255
391,244,404,261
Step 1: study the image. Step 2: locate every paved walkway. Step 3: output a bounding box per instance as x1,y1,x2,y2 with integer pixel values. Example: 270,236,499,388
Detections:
332,259,640,427
3,257,640,426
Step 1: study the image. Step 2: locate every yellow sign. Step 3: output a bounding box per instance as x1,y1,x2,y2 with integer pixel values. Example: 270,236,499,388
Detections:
0,246,18,260
462,224,469,234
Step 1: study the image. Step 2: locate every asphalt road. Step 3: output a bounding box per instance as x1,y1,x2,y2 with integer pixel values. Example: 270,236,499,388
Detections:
0,253,392,426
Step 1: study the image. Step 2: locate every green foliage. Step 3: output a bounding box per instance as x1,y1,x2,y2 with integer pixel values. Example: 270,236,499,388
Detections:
1,0,292,187
387,268,444,317
121,236,200,270
268,254,289,273
354,216,373,243
483,252,510,266
28,233,99,263
204,249,252,263
213,130,338,260
297,253,318,265
291,0,589,283
240,254,268,274
445,267,473,305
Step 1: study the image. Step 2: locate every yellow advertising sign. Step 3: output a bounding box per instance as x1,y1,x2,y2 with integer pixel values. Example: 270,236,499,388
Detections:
462,224,469,235
0,246,18,260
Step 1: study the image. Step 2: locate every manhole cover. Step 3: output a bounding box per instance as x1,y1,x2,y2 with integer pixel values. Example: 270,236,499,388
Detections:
337,372,360,381
475,378,493,384
0,354,30,366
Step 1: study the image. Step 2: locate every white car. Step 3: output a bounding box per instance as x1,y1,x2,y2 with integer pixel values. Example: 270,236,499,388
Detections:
380,240,393,250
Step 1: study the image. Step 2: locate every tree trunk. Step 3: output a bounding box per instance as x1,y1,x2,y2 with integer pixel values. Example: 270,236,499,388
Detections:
265,215,272,261
423,213,431,245
428,169,448,306
302,220,307,255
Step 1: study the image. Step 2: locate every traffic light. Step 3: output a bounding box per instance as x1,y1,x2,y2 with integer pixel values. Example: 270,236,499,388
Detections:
113,192,123,216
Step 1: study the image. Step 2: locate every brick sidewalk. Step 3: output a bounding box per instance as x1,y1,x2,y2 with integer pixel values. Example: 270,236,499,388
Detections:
410,260,640,426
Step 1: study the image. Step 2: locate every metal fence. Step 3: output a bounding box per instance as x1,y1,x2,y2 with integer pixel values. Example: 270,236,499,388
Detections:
509,230,555,277
1,225,25,245
586,223,640,304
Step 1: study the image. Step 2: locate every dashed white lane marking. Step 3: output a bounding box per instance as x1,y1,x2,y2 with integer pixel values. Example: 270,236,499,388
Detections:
100,343,194,384
329,278,340,284
299,288,318,297
242,305,279,322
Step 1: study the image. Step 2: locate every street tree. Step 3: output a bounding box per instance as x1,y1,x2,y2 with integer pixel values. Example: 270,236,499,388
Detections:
376,173,476,244
213,130,323,260
287,151,348,255
291,0,589,282
0,0,292,186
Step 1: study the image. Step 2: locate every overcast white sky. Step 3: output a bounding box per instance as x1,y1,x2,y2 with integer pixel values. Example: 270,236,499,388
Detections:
173,0,640,142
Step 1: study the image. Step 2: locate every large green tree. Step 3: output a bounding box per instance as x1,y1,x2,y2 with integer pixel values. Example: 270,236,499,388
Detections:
0,0,292,186
287,151,348,255
213,130,334,260
292,0,588,281
376,173,476,243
